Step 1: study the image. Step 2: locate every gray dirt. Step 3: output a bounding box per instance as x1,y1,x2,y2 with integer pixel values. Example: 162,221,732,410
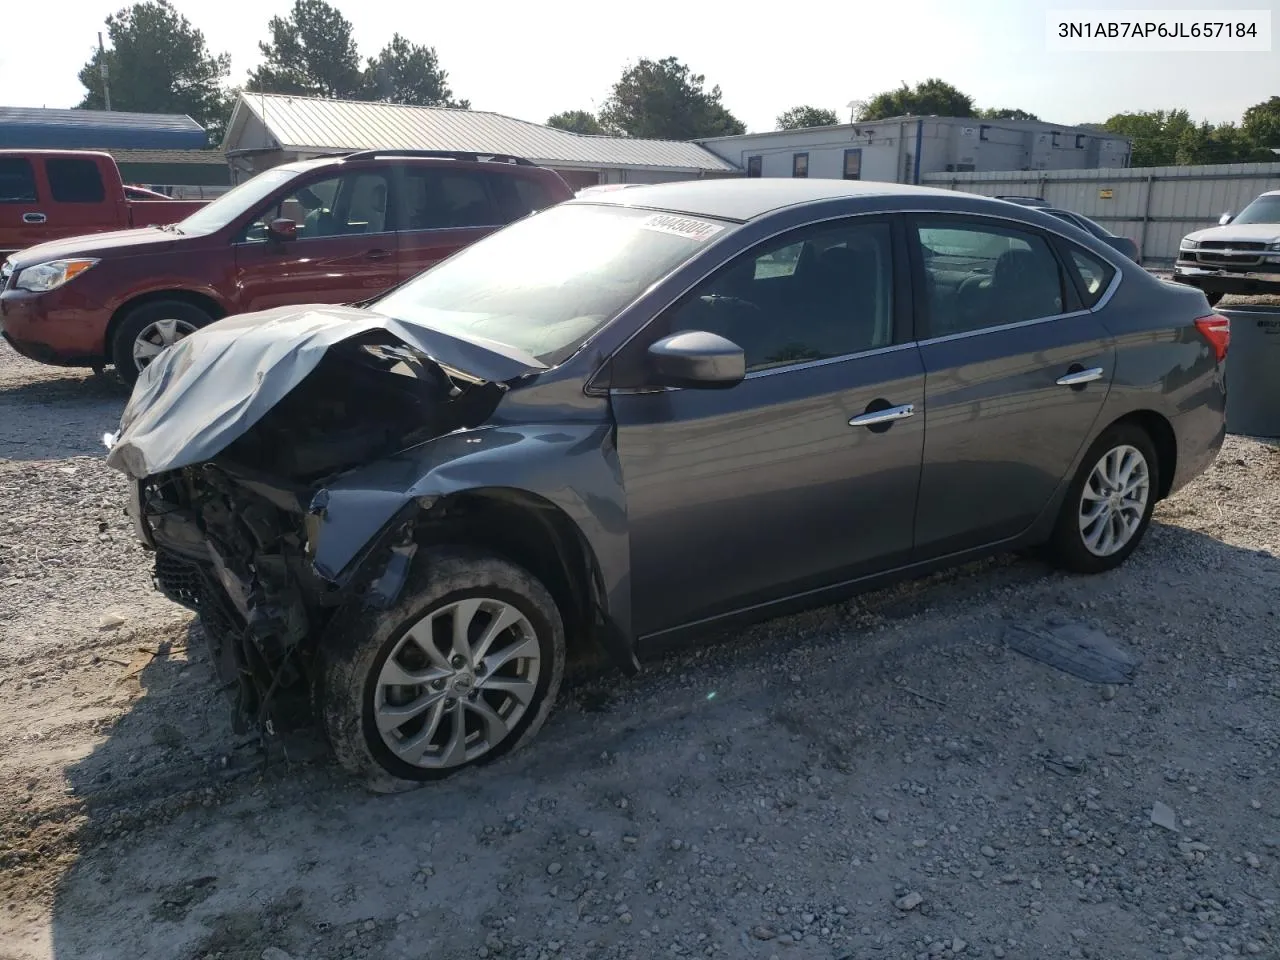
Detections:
1,335,1277,960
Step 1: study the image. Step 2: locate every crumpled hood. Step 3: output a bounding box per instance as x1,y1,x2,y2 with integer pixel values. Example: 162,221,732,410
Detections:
104,303,546,480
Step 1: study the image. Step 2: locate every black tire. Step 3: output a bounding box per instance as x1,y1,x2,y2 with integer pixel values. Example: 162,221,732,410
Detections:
1205,291,1225,307
318,546,565,793
110,299,213,387
1046,422,1160,575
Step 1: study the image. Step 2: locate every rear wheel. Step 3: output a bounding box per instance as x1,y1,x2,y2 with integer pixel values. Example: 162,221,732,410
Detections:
318,547,565,792
1045,423,1159,574
111,299,212,387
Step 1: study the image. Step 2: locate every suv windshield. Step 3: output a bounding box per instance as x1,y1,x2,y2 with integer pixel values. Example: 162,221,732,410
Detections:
177,167,301,234
1233,194,1280,225
372,203,730,366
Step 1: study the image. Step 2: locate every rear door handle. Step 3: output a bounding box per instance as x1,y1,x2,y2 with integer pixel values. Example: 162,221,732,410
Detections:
1056,366,1104,386
22,212,47,224
366,248,392,261
849,403,915,427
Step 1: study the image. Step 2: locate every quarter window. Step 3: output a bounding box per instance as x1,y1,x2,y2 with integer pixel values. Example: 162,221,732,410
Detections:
1066,246,1116,308
915,218,1064,337
0,158,37,202
46,158,105,203
663,220,895,374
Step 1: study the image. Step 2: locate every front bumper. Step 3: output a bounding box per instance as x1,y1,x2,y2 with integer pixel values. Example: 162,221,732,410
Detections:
1172,263,1280,294
0,287,112,366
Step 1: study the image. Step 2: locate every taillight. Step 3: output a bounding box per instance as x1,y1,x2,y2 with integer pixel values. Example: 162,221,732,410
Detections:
1194,314,1230,363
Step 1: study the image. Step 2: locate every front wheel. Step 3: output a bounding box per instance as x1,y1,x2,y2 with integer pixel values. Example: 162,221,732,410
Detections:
111,299,212,387
318,547,565,792
1045,423,1160,574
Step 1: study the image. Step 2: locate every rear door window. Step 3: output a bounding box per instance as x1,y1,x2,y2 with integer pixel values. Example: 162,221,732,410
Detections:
46,158,106,203
0,158,37,202
400,168,501,230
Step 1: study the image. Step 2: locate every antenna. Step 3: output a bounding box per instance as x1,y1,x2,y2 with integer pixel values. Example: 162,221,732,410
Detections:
846,99,858,124
98,32,111,111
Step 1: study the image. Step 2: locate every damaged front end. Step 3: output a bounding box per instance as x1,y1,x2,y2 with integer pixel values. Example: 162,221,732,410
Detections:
109,306,527,733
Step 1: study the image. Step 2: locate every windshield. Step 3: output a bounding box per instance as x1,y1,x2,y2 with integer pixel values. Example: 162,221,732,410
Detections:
1233,194,1280,225
176,168,300,234
372,203,731,365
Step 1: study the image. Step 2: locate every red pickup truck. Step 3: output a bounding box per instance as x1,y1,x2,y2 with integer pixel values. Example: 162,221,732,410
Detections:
0,150,207,257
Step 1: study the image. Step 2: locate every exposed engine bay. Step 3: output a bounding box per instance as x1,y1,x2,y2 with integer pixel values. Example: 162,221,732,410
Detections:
132,333,507,733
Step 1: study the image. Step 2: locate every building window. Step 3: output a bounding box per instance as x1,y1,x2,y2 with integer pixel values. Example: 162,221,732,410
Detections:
1075,134,1086,149
843,149,862,180
979,125,990,141
1051,131,1061,148
747,156,762,178
792,153,809,178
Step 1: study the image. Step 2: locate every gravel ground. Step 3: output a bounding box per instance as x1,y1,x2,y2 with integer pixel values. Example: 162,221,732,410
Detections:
0,335,1277,960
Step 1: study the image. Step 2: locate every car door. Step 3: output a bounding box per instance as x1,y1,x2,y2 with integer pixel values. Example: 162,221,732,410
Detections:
233,168,399,312
909,214,1116,557
38,156,122,239
608,217,926,639
0,156,45,253
394,166,506,281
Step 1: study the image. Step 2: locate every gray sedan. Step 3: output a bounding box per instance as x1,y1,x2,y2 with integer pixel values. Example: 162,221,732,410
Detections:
106,179,1228,790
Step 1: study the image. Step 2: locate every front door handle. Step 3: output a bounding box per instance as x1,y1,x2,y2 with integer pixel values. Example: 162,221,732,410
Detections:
1056,366,1104,387
849,403,915,428
366,248,392,261
22,212,47,224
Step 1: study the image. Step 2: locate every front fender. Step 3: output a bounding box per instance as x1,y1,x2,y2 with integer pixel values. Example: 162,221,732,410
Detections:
307,421,632,640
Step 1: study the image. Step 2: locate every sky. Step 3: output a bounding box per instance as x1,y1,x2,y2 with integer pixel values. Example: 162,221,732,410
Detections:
1,0,1276,134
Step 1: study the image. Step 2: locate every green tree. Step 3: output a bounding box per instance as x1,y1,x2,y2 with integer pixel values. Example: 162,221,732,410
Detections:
1242,96,1280,152
776,105,840,130
599,57,745,139
978,107,1040,121
362,33,468,107
246,0,362,99
1103,109,1196,166
546,110,605,135
77,0,231,143
857,78,975,121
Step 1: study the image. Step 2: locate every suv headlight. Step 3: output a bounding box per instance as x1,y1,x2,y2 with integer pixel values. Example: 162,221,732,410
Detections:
1269,241,1280,251
1179,238,1199,251
15,258,99,293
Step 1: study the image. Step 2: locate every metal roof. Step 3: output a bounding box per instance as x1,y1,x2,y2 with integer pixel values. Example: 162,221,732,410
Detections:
0,106,208,150
109,148,227,165
226,94,737,173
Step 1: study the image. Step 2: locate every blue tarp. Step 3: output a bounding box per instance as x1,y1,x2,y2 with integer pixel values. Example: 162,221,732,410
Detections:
0,107,208,150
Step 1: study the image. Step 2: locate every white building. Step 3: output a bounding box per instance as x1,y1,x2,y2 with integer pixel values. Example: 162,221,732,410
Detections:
697,117,1132,184
220,93,737,190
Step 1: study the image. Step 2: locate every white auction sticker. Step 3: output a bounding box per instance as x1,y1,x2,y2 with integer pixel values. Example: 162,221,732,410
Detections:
638,213,725,242
1047,9,1271,51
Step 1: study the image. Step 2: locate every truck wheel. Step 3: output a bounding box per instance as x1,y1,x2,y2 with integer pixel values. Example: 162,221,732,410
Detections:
111,300,212,386
318,547,566,793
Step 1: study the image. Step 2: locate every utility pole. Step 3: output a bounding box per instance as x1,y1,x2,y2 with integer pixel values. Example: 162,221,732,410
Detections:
98,32,112,111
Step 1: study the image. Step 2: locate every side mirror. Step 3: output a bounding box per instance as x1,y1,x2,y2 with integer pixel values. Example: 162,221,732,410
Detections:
648,331,745,389
267,217,298,241
1219,212,1233,226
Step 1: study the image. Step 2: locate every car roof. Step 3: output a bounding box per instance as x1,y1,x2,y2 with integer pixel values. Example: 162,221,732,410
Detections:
568,178,978,223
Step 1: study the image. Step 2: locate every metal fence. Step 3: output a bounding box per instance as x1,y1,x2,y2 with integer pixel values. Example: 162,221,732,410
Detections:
923,162,1280,268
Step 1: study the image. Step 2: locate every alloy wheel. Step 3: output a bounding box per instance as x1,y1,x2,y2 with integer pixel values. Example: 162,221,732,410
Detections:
374,597,541,770
1078,444,1151,557
132,318,197,371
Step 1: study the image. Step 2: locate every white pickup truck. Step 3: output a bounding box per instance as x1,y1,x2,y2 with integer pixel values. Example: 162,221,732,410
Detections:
1174,189,1280,305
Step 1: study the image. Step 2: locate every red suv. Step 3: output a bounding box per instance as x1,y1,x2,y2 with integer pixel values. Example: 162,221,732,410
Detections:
0,150,572,383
